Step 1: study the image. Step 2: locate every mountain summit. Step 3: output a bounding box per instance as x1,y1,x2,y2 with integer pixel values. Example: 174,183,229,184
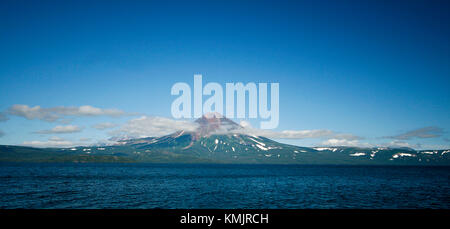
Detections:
194,112,241,136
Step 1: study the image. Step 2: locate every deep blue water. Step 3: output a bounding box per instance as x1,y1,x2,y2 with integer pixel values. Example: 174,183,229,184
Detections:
0,163,449,209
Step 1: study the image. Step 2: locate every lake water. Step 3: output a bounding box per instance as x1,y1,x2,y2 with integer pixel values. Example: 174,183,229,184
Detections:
0,163,449,209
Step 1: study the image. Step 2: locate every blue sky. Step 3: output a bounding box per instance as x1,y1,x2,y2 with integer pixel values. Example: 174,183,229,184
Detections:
0,0,449,149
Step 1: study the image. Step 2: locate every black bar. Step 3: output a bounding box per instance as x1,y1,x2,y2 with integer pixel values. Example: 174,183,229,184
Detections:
1,209,448,228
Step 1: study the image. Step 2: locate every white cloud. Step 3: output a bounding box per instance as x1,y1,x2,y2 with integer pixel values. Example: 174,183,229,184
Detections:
235,121,343,139
92,122,117,130
318,139,429,150
111,116,199,138
320,138,372,147
22,137,76,148
7,104,131,122
240,128,334,139
35,125,82,134
22,136,114,148
384,140,418,149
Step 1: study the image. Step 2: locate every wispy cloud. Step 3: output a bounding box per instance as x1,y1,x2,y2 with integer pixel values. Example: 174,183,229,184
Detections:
22,137,76,148
22,136,114,148
111,116,199,139
319,138,372,147
92,122,117,130
318,138,421,149
0,130,4,138
34,125,82,134
235,128,334,139
386,126,444,140
7,104,133,122
384,140,420,149
317,138,439,150
235,121,360,140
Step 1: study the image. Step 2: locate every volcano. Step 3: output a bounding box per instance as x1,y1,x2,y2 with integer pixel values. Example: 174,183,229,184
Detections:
0,113,449,164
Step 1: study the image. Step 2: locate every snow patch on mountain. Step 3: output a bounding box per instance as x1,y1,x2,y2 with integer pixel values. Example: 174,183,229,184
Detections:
350,152,366,156
314,147,338,152
392,153,416,158
255,144,268,151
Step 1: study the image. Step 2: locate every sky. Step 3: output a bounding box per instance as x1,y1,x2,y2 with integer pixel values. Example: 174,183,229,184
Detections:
0,0,449,149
